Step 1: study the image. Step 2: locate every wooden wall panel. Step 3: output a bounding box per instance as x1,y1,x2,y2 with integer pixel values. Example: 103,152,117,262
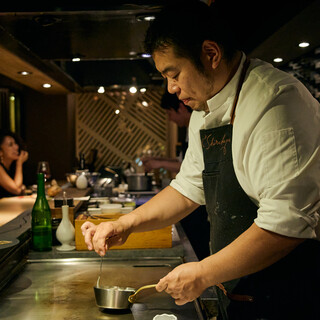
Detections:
75,89,168,171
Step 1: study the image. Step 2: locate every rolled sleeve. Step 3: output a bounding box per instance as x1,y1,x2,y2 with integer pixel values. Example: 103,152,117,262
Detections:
256,197,320,239
170,111,206,205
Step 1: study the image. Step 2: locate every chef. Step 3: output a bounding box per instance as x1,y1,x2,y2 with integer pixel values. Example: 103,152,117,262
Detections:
82,1,320,319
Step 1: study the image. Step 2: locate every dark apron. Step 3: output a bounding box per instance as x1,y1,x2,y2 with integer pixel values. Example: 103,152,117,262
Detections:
201,59,320,319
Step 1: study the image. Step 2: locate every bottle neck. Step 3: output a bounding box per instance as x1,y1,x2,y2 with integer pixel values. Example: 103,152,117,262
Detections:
37,173,46,197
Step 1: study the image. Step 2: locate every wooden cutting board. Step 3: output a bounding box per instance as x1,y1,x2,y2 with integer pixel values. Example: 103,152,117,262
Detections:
75,214,172,250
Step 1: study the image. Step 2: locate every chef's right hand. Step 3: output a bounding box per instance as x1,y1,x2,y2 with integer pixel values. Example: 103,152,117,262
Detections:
81,220,130,256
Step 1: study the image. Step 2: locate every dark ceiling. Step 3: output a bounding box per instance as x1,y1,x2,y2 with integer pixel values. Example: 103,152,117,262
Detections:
0,0,319,92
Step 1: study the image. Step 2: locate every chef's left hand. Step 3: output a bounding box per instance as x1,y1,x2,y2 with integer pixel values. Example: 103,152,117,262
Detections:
156,262,206,305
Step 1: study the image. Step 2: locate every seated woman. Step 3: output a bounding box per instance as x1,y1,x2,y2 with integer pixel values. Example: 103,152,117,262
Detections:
0,130,28,198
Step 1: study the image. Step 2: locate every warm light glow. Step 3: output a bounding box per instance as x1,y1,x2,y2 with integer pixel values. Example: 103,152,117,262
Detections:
18,71,32,76
144,16,155,21
72,57,81,62
129,86,137,94
273,57,283,63
299,42,310,48
115,109,120,114
97,86,105,93
140,88,147,93
42,83,52,88
142,101,149,107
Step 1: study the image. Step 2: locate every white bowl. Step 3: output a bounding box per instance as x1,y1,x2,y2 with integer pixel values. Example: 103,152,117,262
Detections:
153,314,177,320
100,203,122,214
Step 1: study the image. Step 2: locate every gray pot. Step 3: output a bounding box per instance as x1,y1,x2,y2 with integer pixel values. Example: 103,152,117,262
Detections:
126,173,153,191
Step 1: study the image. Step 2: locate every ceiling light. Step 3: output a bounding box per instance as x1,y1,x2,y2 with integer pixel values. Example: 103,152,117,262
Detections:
129,86,137,94
140,88,147,93
273,57,283,63
136,14,156,22
115,109,120,115
42,83,52,88
298,42,310,48
18,71,32,76
141,53,151,58
97,86,105,93
72,57,81,62
129,51,137,56
129,77,138,94
141,101,149,107
143,16,155,22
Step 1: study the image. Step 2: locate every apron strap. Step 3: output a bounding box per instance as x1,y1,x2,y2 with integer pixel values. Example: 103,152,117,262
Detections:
216,283,254,302
230,57,250,125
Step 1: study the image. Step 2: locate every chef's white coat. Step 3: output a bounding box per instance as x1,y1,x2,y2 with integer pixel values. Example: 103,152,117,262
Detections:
171,53,320,239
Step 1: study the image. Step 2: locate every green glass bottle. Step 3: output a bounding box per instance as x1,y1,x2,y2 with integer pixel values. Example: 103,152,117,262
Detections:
31,173,52,251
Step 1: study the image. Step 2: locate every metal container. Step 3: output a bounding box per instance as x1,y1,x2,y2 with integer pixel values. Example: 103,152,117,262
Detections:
94,285,135,309
126,173,153,191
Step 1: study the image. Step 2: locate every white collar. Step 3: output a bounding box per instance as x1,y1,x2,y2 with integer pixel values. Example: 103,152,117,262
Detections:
206,52,247,113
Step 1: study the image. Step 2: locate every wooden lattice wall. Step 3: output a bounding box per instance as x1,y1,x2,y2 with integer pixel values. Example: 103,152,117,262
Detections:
75,88,169,171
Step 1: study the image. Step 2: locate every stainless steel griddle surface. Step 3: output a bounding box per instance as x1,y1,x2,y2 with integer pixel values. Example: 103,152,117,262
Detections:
0,258,204,320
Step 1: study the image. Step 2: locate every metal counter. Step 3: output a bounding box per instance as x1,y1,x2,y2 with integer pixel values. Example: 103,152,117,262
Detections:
0,257,205,320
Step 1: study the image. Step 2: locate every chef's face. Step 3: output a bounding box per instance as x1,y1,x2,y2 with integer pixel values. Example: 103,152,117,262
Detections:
0,136,19,161
153,46,215,111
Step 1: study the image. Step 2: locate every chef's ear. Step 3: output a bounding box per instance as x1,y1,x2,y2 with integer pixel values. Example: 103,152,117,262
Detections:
202,40,222,69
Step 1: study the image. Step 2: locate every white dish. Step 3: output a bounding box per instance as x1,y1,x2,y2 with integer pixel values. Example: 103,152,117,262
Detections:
88,208,102,214
100,203,122,214
153,314,177,320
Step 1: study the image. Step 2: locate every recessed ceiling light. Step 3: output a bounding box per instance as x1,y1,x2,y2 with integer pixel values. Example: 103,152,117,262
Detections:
42,83,52,88
140,88,147,93
18,71,32,76
115,109,120,115
97,86,105,93
136,14,156,22
273,57,283,63
129,86,137,94
141,53,151,58
143,16,155,22
72,57,81,62
141,101,149,107
298,42,310,48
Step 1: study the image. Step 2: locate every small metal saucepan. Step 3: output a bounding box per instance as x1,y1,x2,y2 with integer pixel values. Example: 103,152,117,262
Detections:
94,284,135,309
94,279,157,309
94,276,157,309
126,173,153,191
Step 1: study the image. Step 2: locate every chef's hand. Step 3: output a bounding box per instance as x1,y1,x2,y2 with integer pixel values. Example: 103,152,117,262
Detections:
156,262,207,305
81,220,130,256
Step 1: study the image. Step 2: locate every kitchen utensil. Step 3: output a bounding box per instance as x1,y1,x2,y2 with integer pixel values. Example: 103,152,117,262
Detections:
87,172,101,187
94,285,136,309
66,173,78,186
153,314,177,320
128,284,157,303
126,173,153,191
94,256,135,309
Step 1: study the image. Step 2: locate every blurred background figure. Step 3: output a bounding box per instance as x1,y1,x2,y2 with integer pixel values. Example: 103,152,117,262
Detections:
142,90,191,174
142,91,210,260
0,129,28,198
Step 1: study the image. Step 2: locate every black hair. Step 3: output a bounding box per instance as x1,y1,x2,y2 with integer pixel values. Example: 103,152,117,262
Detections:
0,129,26,151
144,0,238,73
161,90,192,113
